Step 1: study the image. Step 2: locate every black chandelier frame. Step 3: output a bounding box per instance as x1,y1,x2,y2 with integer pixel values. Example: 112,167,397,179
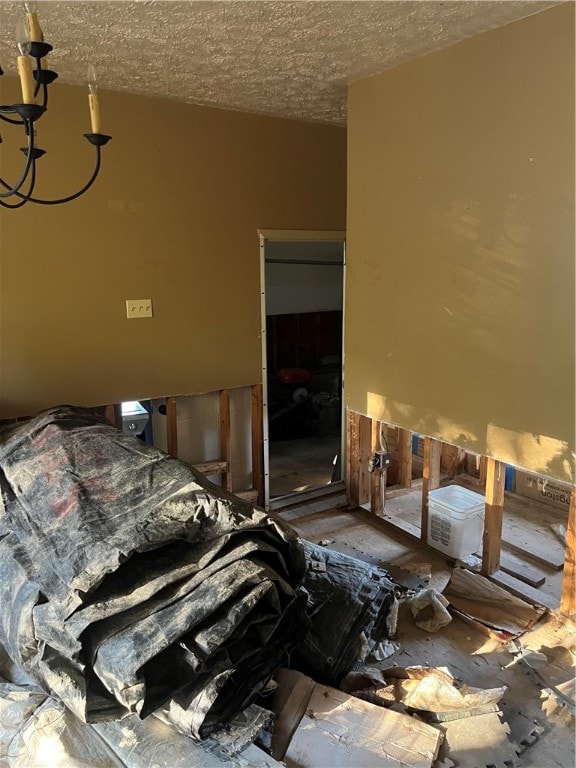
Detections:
0,39,112,209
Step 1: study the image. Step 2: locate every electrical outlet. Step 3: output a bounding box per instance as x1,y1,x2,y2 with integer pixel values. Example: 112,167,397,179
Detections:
126,299,153,318
368,450,393,473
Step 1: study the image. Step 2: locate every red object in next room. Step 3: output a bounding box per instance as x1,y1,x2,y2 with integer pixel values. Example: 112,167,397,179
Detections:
276,367,311,384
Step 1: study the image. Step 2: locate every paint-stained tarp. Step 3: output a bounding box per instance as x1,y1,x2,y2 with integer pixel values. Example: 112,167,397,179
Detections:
0,405,308,739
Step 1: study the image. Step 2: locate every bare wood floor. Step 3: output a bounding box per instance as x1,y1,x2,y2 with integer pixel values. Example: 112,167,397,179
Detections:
278,492,575,768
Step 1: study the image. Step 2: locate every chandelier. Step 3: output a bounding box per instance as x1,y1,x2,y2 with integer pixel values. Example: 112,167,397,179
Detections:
0,2,111,208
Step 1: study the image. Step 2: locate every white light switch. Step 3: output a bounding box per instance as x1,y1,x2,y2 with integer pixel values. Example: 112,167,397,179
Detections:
126,299,153,318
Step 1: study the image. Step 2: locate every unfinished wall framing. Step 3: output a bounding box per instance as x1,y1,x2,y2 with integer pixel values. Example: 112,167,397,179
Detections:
105,384,264,505
346,409,576,622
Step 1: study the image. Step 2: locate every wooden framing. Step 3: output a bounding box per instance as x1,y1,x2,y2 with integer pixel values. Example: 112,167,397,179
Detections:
346,407,574,618
347,411,361,507
358,415,372,506
481,458,506,576
370,420,385,516
103,385,264,505
396,428,413,488
421,436,442,542
219,389,232,492
560,488,576,621
166,397,178,457
104,404,122,430
441,443,466,478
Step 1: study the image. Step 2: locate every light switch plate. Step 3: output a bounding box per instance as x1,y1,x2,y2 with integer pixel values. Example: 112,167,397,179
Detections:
126,299,153,318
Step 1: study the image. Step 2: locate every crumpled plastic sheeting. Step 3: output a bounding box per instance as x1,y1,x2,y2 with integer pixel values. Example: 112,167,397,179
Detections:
290,540,397,685
408,588,452,633
0,405,308,739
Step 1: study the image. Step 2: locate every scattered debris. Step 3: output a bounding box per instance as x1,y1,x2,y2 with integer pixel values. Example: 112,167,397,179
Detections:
455,553,482,572
408,588,452,633
368,638,400,662
435,710,521,768
550,522,567,544
271,668,443,768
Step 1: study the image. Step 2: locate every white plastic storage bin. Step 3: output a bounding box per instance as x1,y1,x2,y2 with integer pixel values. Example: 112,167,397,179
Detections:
427,485,485,559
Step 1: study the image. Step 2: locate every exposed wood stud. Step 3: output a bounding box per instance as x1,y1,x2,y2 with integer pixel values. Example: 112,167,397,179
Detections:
358,414,372,505
421,437,442,541
104,404,122,430
441,443,466,478
166,397,178,458
219,389,232,491
396,428,413,488
251,383,264,506
481,458,506,575
348,410,360,507
478,455,488,487
560,487,576,620
370,419,384,516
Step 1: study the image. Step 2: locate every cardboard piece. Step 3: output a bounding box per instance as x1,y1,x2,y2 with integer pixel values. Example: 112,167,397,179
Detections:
272,669,442,768
514,470,572,512
443,567,545,639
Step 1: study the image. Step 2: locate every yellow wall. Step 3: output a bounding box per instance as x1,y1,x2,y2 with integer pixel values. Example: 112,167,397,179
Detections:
0,81,346,418
346,5,575,483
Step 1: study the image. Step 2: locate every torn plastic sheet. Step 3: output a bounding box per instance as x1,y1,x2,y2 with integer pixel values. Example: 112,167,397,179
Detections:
0,406,308,738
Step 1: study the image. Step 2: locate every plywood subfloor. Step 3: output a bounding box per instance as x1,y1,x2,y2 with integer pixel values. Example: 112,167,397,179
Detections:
278,495,575,768
378,478,568,604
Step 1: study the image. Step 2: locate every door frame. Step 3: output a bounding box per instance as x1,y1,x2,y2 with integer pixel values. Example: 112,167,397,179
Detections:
258,229,346,510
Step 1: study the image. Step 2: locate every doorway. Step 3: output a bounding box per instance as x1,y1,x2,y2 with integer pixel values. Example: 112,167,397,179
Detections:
259,230,346,510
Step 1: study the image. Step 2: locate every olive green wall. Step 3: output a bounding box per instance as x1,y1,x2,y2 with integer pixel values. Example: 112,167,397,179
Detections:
0,81,346,418
346,5,575,483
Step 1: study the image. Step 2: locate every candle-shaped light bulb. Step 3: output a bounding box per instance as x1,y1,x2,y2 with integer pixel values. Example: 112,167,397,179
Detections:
15,16,31,55
87,64,99,94
87,65,102,133
15,18,34,103
23,1,43,43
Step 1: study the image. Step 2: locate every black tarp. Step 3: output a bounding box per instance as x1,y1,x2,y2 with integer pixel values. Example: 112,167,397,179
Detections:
294,540,396,685
0,406,308,738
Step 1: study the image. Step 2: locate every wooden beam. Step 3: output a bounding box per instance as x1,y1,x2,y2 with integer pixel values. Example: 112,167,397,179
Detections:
358,414,372,506
251,383,264,506
194,460,228,475
481,458,506,575
235,488,259,504
104,404,122,430
396,428,413,488
370,419,384,516
347,410,360,507
421,437,442,541
166,397,178,458
441,443,466,478
560,488,576,620
478,455,488,487
219,389,232,492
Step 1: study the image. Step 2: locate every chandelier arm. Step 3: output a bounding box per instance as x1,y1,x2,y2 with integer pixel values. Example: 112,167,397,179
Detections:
0,126,35,198
0,162,36,208
40,81,48,110
0,106,25,126
33,58,43,100
18,145,102,205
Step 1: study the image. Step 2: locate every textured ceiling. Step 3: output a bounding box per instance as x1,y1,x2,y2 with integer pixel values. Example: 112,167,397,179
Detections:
0,0,563,125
